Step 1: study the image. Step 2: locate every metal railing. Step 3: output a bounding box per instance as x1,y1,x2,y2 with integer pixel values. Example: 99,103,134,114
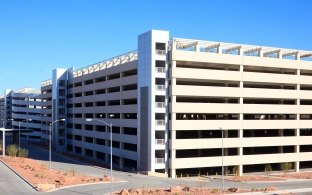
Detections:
155,85,166,91
155,158,165,164
155,120,165,126
73,50,138,78
155,102,165,108
41,79,52,87
156,67,166,73
155,49,166,55
155,139,165,145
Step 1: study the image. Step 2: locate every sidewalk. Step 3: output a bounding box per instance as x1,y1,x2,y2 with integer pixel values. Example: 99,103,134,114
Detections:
225,187,312,195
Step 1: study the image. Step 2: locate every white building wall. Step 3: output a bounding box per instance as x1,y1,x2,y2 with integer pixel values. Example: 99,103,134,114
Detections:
52,68,68,152
169,39,312,177
138,30,169,173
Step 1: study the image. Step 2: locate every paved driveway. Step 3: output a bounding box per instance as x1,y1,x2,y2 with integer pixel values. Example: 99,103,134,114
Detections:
1,137,312,195
0,160,36,195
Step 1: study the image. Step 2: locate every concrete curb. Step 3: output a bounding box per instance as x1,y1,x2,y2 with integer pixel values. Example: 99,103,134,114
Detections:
0,158,39,192
29,143,138,178
224,187,312,195
0,157,127,193
45,180,128,193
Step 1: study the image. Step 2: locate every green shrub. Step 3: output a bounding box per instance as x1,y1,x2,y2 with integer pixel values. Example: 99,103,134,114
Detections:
211,188,220,193
281,162,293,172
67,168,76,177
265,164,273,175
7,144,18,157
18,148,29,158
232,165,239,176
0,140,2,152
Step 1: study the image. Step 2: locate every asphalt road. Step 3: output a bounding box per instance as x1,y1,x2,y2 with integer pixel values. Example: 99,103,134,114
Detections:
0,161,36,195
1,136,312,195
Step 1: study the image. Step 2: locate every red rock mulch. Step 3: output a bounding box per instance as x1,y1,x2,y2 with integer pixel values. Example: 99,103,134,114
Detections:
115,186,278,195
274,172,312,179
225,175,285,182
0,157,110,191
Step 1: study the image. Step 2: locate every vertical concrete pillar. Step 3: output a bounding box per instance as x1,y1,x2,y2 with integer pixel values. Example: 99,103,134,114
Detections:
296,67,300,173
259,49,263,57
238,165,243,176
295,52,300,61
218,46,222,54
238,48,243,56
170,169,176,178
295,161,300,173
278,130,284,153
2,130,5,158
295,128,300,172
119,157,124,170
170,129,176,178
106,153,110,164
239,129,243,176
224,130,228,174
278,50,282,59
195,42,200,52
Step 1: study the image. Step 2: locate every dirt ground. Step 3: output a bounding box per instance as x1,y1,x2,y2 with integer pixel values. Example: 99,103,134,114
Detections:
274,171,312,179
225,171,312,182
115,186,275,195
1,156,311,194
0,157,110,191
225,175,285,182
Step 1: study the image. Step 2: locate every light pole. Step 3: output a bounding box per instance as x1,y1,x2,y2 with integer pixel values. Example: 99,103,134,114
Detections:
86,118,113,195
2,129,5,158
2,119,13,158
1,119,4,156
18,119,32,149
49,119,65,169
220,127,224,192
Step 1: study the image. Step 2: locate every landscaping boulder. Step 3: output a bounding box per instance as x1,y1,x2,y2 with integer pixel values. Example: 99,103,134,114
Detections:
264,186,276,192
170,186,181,193
119,189,130,195
228,187,239,192
129,188,142,195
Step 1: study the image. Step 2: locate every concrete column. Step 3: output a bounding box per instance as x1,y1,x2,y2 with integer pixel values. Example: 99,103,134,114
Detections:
295,128,300,172
197,130,203,157
278,129,284,153
295,161,300,173
239,68,243,175
238,48,243,56
195,42,200,52
170,168,176,178
239,165,243,176
170,129,176,178
278,50,282,59
239,129,243,176
106,153,110,164
82,148,86,156
119,157,124,170
295,52,300,61
296,67,300,172
259,49,263,57
2,130,5,158
224,130,228,174
218,46,222,54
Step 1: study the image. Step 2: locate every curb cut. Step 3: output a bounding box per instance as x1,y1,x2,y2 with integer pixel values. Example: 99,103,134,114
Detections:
0,158,38,192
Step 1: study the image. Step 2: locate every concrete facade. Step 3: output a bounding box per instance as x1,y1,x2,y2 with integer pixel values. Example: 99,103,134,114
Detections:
2,30,312,177
0,88,41,143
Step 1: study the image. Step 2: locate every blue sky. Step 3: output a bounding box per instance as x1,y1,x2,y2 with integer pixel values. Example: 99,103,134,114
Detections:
1,0,311,93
